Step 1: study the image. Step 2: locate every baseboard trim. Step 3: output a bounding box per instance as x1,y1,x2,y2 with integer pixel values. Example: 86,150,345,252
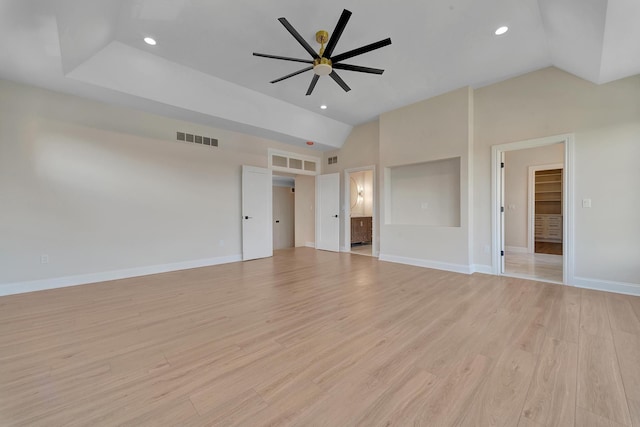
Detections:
0,255,243,297
472,264,494,275
378,254,472,275
305,242,315,248
573,276,640,297
505,246,528,254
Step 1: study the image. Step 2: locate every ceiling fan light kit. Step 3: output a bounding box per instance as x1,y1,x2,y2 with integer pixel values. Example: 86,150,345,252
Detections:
253,9,391,96
313,58,333,76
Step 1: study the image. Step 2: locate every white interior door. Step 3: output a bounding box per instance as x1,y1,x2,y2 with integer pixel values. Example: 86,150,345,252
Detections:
500,151,506,273
242,165,272,261
316,173,340,252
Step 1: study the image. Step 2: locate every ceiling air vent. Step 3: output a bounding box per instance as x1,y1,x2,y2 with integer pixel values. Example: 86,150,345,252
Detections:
176,132,218,148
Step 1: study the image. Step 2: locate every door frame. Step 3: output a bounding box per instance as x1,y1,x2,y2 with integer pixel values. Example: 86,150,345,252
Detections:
343,165,377,256
491,134,575,285
527,163,563,254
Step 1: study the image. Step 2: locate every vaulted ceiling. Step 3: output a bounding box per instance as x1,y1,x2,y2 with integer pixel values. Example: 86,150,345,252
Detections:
1,0,638,150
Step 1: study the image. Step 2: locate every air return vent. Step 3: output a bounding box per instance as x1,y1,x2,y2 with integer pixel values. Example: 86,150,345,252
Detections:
177,132,218,147
268,149,320,176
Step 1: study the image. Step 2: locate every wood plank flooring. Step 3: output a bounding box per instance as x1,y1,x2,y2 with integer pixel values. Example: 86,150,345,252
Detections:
505,251,563,283
1,247,639,426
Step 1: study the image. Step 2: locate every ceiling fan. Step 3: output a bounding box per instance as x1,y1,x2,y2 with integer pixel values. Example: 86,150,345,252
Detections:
253,9,391,96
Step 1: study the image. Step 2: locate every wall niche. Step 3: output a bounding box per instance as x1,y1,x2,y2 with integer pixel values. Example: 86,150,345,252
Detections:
386,157,461,227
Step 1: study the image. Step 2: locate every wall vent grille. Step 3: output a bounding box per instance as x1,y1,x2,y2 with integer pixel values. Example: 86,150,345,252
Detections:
268,149,320,176
177,132,218,147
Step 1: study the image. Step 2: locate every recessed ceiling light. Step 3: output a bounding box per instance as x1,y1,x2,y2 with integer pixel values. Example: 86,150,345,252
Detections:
495,26,508,36
320,105,327,110
144,37,157,46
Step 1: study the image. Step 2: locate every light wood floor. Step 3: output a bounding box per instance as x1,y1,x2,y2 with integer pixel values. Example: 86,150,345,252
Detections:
1,248,639,426
350,243,373,257
505,251,563,283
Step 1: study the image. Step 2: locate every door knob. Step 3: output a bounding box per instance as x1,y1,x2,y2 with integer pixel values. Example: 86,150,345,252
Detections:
333,214,339,218
244,216,253,219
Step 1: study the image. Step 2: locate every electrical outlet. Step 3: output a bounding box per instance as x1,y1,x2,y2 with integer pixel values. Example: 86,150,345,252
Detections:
40,254,49,264
582,198,592,208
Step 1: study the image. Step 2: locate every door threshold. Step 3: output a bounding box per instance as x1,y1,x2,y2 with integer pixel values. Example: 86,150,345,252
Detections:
501,272,564,286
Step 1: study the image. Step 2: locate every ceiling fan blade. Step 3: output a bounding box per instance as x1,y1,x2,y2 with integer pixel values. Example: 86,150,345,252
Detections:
278,17,320,59
270,66,313,84
329,71,351,92
253,53,313,64
333,63,384,74
306,74,320,96
323,9,352,59
331,38,392,63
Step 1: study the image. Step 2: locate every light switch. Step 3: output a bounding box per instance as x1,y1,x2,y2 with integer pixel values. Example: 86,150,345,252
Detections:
582,198,592,208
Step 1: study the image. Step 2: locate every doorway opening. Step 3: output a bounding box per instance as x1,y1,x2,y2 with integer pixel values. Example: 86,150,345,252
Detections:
530,165,564,255
492,134,574,284
344,166,376,257
272,174,295,251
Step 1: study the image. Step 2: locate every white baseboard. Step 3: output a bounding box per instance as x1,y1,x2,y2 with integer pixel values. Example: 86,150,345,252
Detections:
505,246,528,254
0,255,242,297
378,254,472,275
472,264,494,275
305,242,315,248
573,276,640,297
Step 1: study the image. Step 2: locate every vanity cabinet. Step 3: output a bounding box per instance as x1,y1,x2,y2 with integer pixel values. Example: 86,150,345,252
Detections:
351,217,372,244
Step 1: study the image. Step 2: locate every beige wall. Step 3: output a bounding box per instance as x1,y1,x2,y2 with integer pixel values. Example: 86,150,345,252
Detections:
294,175,315,247
388,158,461,227
323,121,379,174
349,170,373,218
474,67,640,285
379,87,473,270
0,79,318,290
504,144,564,249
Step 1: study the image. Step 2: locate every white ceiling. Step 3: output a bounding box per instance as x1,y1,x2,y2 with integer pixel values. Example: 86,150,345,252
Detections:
1,0,639,150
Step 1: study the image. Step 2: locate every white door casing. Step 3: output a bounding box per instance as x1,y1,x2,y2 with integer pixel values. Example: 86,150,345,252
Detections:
242,165,273,261
316,173,340,252
343,166,377,255
491,133,574,285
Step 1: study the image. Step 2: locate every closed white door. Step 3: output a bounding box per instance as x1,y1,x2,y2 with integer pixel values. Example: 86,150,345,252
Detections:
500,151,506,273
242,165,272,261
316,173,340,252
